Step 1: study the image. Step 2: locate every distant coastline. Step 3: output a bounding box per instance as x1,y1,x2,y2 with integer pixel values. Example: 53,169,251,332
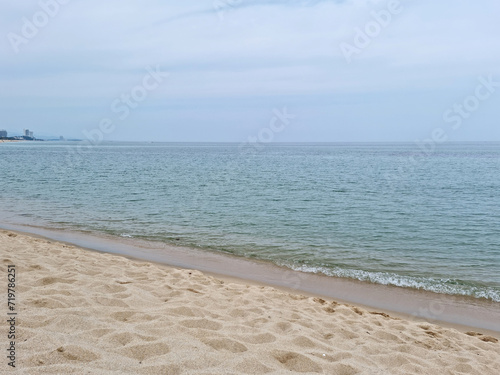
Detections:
0,138,82,142
0,139,25,143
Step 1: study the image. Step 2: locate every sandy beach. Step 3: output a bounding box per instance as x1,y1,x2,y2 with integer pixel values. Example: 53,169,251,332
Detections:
1,229,499,374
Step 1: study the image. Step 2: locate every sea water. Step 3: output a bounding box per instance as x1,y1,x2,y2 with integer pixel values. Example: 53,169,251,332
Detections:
1,142,499,301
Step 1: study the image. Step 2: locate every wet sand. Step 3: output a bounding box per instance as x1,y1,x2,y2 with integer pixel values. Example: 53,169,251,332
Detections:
1,222,499,334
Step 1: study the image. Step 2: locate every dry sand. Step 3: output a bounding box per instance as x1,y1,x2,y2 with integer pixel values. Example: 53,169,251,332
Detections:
1,230,499,374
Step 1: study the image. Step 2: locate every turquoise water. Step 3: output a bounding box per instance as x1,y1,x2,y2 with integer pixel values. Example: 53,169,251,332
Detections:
1,142,499,301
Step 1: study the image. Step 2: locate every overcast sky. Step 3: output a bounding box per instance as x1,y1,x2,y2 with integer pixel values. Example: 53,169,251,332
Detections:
1,0,499,142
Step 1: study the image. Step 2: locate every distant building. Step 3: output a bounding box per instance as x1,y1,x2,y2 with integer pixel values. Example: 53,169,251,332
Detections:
29,131,33,138
60,136,65,141
24,129,30,137
0,130,7,138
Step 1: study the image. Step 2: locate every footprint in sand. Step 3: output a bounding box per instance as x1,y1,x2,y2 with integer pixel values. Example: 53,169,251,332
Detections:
38,277,76,286
238,332,276,344
235,359,273,374
273,321,293,333
111,311,136,322
26,346,100,367
466,332,499,343
292,335,320,349
88,328,114,338
330,363,360,375
29,298,68,309
272,350,322,373
120,342,170,362
202,338,248,353
166,306,200,317
94,297,130,308
109,332,137,346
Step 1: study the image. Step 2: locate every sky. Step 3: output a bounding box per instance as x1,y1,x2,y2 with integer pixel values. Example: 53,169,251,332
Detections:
1,0,499,142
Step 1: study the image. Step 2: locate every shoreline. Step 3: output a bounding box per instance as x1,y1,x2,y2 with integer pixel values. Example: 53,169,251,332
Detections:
1,228,499,374
1,221,499,336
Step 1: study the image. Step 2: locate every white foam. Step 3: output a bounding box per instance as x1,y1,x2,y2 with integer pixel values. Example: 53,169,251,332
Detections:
285,264,500,302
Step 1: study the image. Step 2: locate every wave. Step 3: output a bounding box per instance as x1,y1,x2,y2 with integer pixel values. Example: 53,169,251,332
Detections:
284,263,500,303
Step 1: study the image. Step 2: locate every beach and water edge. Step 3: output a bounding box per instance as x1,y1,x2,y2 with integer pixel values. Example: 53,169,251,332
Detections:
1,142,499,372
1,142,499,306
1,227,499,374
2,221,499,336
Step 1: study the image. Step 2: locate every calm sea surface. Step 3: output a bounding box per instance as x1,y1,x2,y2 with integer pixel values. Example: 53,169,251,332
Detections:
1,142,499,301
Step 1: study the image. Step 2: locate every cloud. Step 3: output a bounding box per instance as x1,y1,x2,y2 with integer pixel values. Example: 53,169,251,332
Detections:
0,0,499,141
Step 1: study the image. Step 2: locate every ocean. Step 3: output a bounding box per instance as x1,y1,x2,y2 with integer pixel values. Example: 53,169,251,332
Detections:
1,142,499,302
